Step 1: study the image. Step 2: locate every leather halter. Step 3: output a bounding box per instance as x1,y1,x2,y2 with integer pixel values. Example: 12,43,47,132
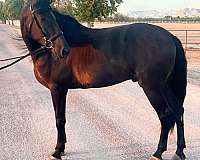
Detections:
29,3,63,51
0,3,65,71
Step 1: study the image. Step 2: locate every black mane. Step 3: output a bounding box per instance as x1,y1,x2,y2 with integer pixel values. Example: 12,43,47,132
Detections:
52,10,121,48
53,11,95,47
53,11,83,28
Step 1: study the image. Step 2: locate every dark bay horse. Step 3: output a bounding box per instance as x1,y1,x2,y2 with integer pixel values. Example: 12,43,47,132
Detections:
20,1,187,159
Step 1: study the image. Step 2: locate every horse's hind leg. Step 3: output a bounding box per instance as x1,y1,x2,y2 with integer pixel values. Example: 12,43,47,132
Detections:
175,115,186,160
172,115,186,160
164,89,186,160
142,87,175,160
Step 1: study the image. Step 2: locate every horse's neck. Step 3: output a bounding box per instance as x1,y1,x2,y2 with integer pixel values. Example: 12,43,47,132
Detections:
62,23,108,46
54,14,95,45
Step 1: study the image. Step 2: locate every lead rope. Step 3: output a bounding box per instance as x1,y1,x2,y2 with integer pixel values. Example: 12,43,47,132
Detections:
0,47,51,71
0,53,31,70
0,55,27,62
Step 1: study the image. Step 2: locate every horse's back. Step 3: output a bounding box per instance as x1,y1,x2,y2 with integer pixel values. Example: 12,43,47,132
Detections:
91,23,177,88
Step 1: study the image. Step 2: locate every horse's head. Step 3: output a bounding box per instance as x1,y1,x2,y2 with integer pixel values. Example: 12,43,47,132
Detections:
21,0,70,59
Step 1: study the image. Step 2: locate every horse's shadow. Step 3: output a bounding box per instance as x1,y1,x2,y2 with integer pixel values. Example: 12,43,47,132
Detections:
61,144,174,160
62,146,150,160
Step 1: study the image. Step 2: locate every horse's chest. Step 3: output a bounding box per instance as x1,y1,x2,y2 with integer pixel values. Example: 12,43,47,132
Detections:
34,58,50,88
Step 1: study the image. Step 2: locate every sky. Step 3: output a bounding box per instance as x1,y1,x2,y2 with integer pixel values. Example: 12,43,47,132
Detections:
118,0,200,13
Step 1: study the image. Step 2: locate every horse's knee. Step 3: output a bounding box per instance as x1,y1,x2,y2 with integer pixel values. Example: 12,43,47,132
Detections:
56,118,66,128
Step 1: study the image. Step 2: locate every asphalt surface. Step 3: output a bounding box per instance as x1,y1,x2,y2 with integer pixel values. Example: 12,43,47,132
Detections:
0,24,200,160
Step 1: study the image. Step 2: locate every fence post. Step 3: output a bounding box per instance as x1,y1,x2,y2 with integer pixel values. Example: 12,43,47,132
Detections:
185,30,188,53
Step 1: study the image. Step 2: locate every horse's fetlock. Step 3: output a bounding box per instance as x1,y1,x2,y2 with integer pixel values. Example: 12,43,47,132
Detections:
158,146,167,152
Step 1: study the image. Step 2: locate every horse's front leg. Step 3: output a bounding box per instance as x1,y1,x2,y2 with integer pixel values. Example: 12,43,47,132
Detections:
50,85,67,160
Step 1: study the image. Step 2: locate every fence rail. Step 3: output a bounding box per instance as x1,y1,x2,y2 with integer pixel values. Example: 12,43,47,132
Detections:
169,30,200,52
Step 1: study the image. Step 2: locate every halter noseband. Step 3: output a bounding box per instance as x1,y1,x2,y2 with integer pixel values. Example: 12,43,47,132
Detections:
29,3,63,51
0,3,65,71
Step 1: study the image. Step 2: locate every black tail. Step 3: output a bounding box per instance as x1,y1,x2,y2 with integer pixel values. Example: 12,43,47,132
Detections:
172,36,187,106
168,36,187,133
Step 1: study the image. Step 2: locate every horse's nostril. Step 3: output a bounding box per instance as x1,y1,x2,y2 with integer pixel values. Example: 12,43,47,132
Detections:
62,47,70,57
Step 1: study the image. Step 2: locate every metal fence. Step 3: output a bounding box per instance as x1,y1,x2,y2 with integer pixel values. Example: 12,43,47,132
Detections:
169,30,200,53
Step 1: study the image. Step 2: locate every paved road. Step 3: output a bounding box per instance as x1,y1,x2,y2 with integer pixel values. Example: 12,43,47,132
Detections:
0,24,200,160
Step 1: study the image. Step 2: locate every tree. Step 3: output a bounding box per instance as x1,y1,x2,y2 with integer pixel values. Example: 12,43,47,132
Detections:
112,13,130,22
0,1,10,24
0,2,6,23
3,0,25,25
73,0,123,26
10,0,25,19
53,0,74,16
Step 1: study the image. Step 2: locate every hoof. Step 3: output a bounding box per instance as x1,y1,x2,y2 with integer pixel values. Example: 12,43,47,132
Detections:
172,153,186,160
149,156,162,160
49,155,61,160
49,151,64,160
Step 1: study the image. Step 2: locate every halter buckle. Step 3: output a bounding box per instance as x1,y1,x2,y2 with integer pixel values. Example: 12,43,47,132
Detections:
43,37,53,49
